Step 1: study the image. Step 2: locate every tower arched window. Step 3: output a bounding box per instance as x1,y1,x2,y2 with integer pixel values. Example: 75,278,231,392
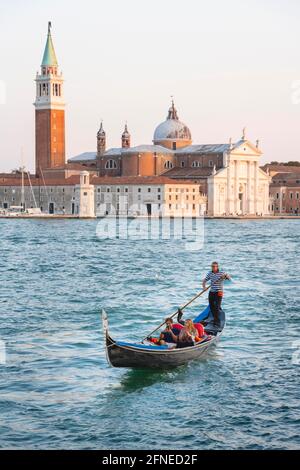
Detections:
164,160,174,169
192,161,201,168
105,159,118,169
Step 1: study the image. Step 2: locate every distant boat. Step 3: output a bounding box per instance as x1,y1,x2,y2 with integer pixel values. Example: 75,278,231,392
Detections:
102,306,225,369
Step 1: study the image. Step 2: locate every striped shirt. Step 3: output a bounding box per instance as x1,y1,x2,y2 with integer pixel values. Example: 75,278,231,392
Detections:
204,271,228,292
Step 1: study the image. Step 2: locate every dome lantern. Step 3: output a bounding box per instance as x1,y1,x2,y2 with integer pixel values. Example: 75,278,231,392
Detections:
153,100,192,150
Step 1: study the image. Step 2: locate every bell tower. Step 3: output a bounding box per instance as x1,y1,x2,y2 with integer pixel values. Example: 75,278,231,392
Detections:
121,123,131,148
97,121,106,156
34,22,65,177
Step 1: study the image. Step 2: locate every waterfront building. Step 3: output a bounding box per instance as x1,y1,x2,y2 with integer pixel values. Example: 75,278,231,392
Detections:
0,173,206,217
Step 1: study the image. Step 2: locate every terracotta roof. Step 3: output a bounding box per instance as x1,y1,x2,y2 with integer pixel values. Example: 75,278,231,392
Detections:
270,182,300,188
0,174,201,187
163,167,214,178
0,175,80,186
90,176,200,185
262,164,300,173
272,172,300,180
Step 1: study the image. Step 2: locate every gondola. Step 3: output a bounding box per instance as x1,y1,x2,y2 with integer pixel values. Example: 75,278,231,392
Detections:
102,305,225,369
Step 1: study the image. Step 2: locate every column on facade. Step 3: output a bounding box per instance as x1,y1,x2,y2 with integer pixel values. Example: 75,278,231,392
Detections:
247,161,251,214
226,157,231,215
234,160,239,214
254,161,258,214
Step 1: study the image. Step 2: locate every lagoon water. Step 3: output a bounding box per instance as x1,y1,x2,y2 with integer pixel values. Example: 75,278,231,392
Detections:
0,218,299,450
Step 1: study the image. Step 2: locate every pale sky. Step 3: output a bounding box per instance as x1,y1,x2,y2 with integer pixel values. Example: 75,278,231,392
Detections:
0,0,300,172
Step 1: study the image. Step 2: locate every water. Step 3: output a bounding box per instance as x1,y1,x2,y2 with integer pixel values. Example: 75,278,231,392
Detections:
0,218,299,450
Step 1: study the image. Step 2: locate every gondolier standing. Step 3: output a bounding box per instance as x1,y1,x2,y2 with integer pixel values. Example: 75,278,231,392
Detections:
202,262,230,327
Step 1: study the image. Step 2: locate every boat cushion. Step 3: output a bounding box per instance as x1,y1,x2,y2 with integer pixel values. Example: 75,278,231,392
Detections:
194,323,205,337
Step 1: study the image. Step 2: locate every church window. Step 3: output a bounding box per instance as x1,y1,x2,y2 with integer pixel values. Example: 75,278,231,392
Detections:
209,160,213,167
158,195,161,201
105,159,117,169
276,193,279,199
290,193,293,199
148,188,151,192
157,188,161,192
181,161,185,167
192,161,201,168
172,142,177,150
169,204,172,209
125,188,128,193
164,161,173,169
296,193,299,199
138,188,141,192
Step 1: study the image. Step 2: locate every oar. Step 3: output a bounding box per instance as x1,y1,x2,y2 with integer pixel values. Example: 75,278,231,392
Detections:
142,286,210,342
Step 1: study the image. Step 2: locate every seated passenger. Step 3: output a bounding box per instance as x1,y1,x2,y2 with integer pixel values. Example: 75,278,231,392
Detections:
158,318,181,345
176,319,199,348
177,309,205,339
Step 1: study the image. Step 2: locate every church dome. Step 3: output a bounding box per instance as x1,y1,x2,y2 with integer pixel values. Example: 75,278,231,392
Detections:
153,101,192,146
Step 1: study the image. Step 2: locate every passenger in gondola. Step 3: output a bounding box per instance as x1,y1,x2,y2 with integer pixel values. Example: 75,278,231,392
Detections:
158,318,181,346
177,308,206,339
176,319,200,348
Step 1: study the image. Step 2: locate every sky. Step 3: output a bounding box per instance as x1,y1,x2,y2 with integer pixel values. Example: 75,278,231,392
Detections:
0,0,300,172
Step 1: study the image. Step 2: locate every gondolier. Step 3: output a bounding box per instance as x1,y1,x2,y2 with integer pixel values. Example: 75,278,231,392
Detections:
202,262,230,327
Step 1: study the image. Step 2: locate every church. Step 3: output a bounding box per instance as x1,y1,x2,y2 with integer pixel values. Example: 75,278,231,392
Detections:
69,100,270,216
0,23,271,217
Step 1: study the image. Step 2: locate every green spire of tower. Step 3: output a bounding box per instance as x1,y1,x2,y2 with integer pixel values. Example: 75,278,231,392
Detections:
41,21,58,67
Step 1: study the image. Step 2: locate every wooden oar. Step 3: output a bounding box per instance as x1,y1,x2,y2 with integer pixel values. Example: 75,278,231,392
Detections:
142,286,210,342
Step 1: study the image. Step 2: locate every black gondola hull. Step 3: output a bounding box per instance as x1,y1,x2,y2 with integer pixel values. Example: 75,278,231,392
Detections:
106,334,219,368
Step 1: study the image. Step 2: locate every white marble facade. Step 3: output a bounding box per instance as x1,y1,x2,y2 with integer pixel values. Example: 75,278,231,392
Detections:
207,140,270,216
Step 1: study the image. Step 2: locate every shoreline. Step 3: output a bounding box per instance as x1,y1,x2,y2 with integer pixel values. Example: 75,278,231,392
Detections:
0,215,299,220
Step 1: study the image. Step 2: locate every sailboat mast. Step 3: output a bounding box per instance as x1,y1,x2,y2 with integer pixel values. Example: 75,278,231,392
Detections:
20,148,25,211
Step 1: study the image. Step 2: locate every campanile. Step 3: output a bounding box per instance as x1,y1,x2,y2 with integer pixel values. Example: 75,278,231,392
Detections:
34,22,65,177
